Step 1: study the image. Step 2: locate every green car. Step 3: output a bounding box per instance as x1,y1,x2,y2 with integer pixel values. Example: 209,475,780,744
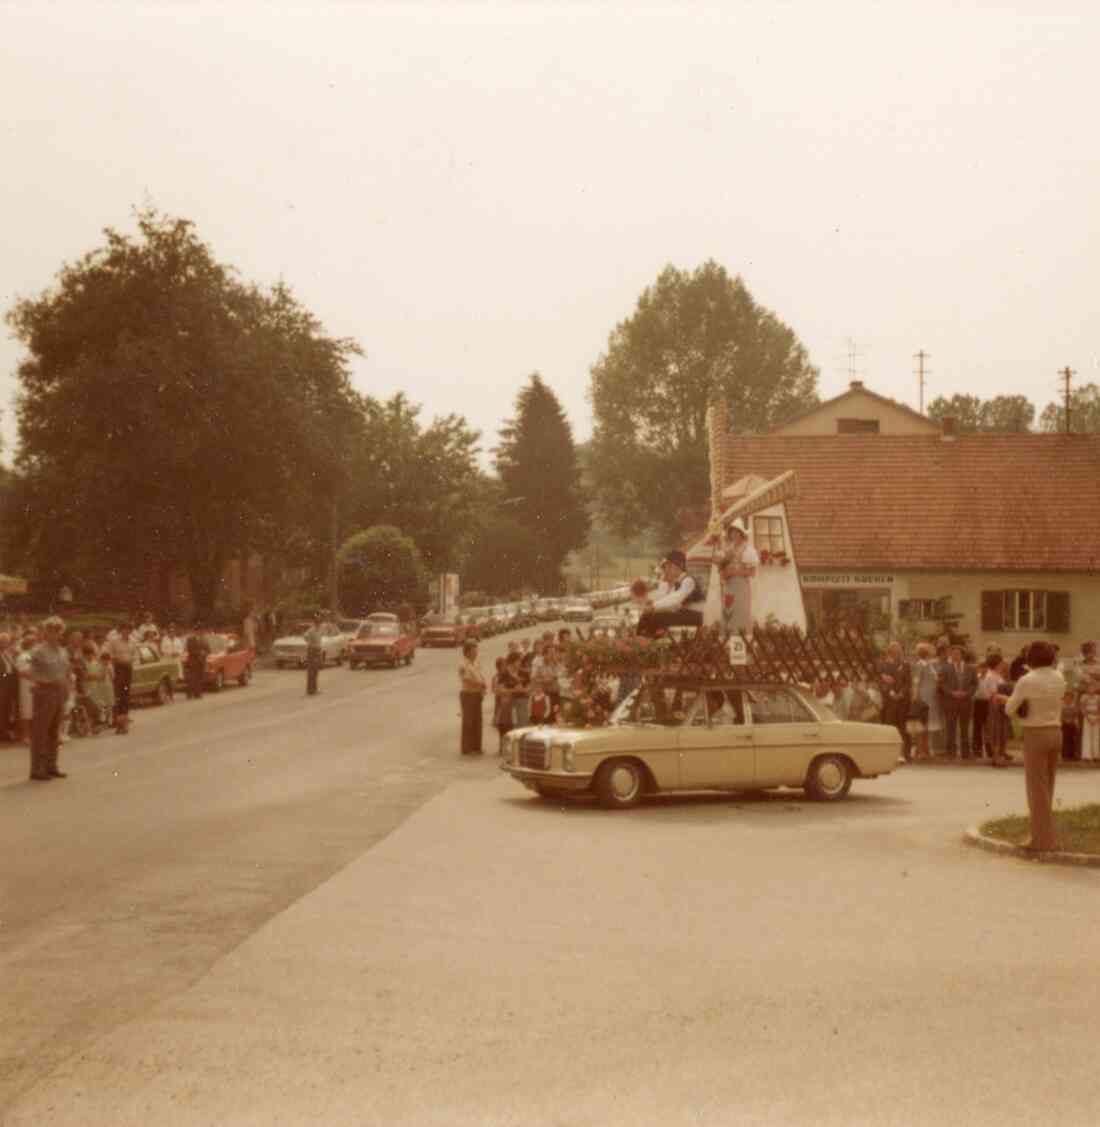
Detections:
129,642,179,706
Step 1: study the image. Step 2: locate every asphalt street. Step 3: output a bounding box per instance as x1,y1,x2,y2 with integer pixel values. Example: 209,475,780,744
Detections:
3,636,1100,1126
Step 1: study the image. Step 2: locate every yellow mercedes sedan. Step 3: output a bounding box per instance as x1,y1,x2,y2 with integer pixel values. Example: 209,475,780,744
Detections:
501,681,900,808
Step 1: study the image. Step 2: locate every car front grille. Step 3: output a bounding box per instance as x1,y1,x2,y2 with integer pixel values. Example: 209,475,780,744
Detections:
519,736,549,770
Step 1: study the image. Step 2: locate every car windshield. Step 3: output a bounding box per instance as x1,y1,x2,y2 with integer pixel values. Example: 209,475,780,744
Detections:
425,614,458,626
207,636,227,655
609,686,701,727
359,623,398,637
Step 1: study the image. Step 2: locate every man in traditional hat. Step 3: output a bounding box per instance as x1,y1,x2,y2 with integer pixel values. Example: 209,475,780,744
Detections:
637,551,704,637
29,616,71,780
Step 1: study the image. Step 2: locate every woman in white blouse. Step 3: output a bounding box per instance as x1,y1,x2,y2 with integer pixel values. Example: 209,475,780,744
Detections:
998,641,1066,851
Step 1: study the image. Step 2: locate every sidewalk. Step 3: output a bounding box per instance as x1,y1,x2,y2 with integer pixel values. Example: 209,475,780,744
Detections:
7,769,1100,1127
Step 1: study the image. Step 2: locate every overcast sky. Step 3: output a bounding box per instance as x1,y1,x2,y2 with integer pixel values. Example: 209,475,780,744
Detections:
3,1,1097,464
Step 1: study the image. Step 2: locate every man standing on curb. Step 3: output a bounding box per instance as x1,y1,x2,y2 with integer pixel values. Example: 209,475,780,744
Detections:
305,613,324,697
29,616,70,781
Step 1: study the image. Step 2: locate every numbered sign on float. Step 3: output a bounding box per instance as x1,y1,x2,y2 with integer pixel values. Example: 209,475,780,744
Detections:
727,636,748,666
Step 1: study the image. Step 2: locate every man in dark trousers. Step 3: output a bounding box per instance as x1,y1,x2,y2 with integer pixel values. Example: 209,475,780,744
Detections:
637,551,704,637
878,641,912,760
29,616,70,780
184,625,210,700
0,632,18,741
304,613,324,696
940,644,978,758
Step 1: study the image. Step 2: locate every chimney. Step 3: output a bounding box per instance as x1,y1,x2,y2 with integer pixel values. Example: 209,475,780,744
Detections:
941,416,957,442
849,379,864,391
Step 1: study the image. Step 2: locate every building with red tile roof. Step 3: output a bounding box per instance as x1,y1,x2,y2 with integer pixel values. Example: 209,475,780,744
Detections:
705,391,1100,656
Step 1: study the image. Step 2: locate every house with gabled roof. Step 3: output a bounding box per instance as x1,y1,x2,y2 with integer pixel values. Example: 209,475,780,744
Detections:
705,385,1100,655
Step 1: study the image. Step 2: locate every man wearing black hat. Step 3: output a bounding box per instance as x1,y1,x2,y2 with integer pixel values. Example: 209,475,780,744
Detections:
637,551,704,637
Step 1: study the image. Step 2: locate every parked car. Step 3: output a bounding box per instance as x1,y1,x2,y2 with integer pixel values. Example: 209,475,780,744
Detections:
129,642,181,706
273,621,345,668
501,680,900,808
336,618,367,656
590,615,624,639
421,612,468,647
561,600,594,623
203,633,255,691
348,620,417,668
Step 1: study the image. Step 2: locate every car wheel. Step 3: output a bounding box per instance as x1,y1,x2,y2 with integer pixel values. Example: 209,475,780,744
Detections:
155,678,171,706
276,660,285,669
406,650,415,665
804,754,854,802
390,654,399,668
349,661,359,671
213,670,225,693
238,665,251,687
594,758,646,809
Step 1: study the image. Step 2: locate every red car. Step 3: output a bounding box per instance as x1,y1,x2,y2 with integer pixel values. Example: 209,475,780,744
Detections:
348,620,417,668
420,612,468,647
204,633,255,690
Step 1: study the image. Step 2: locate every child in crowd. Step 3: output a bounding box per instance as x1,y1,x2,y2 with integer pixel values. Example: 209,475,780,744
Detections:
1061,690,1080,762
1080,680,1100,763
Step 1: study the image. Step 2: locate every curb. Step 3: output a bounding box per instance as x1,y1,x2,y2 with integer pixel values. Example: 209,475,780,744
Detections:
963,827,1100,868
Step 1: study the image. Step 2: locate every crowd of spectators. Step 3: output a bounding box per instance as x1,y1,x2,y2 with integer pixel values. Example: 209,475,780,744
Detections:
874,636,1100,767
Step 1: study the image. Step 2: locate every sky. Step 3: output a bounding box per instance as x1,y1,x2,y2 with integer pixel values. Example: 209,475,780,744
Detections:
2,0,1098,465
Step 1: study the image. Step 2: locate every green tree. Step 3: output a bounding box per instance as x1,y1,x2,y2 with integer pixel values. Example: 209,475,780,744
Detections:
927,393,1035,432
493,373,589,592
336,526,427,615
341,394,482,575
1039,383,1100,433
588,261,819,542
927,394,984,432
462,512,542,597
6,209,361,619
980,394,1034,432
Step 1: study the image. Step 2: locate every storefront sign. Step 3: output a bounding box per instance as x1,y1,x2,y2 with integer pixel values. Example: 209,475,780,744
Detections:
801,573,895,588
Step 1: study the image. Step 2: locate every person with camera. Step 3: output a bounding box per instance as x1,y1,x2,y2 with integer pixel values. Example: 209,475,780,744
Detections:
996,641,1066,852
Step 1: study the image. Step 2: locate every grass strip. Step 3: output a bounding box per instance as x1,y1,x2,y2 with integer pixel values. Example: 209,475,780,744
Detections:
981,804,1100,855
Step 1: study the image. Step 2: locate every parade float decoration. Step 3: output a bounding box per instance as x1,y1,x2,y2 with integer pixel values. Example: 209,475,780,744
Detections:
551,402,882,728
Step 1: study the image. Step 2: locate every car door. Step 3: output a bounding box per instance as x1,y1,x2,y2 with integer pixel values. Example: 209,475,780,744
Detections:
677,688,755,788
132,645,158,695
746,687,823,787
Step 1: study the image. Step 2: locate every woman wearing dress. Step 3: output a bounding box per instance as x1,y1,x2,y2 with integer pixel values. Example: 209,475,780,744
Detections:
15,629,37,744
909,643,942,760
719,521,760,637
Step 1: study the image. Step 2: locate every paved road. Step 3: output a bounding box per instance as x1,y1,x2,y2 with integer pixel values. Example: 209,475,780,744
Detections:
4,643,1100,1126
0,634,516,1116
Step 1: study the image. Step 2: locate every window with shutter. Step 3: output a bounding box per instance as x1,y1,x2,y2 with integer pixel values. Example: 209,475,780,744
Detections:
1047,591,1071,634
981,590,1004,632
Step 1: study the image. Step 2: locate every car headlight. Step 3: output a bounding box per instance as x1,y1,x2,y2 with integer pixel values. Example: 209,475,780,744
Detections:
552,741,576,772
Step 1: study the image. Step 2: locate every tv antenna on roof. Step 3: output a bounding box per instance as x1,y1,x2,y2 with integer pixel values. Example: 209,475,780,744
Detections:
914,350,930,414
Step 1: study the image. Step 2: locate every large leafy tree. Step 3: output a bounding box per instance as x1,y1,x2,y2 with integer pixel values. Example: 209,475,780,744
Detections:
340,394,482,576
589,261,819,542
928,394,1035,432
493,373,589,593
6,209,361,618
462,512,542,598
1039,383,1100,433
336,525,426,615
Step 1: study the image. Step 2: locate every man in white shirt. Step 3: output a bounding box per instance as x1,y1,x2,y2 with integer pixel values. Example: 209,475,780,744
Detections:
637,551,704,637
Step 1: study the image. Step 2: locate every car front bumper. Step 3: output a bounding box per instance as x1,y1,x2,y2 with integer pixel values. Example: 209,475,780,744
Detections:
499,764,594,792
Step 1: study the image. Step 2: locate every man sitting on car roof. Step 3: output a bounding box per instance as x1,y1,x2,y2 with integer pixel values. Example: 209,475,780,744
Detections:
637,550,704,637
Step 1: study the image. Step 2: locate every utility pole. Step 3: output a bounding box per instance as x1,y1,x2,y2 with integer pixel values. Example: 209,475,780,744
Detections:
1059,365,1075,434
914,350,930,414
